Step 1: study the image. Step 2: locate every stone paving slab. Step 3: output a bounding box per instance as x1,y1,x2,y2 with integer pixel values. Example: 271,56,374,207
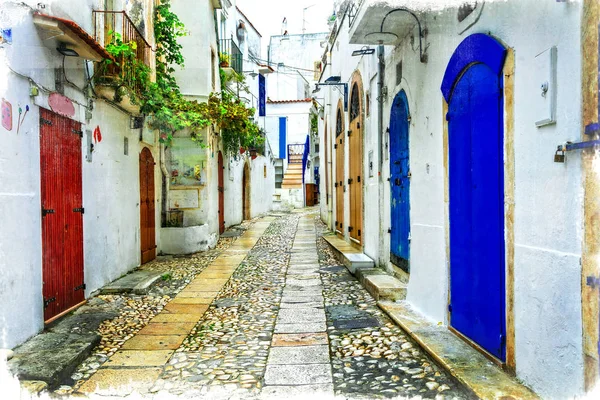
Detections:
77,367,162,395
274,322,327,334
272,333,328,347
264,364,332,385
285,278,322,287
170,297,215,304
268,345,330,364
137,322,196,335
277,309,326,323
104,350,173,367
279,301,324,309
260,384,334,398
121,334,186,350
151,313,203,323
175,291,220,298
281,295,324,303
163,303,209,315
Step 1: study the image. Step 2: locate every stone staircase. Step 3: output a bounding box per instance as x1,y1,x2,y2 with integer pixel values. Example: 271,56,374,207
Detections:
281,163,303,189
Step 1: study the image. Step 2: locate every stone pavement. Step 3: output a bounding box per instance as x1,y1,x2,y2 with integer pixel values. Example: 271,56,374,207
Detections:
263,215,334,397
41,210,470,399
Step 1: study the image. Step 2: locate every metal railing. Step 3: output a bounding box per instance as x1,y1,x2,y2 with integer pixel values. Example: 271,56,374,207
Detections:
287,143,306,164
219,39,243,74
93,10,152,95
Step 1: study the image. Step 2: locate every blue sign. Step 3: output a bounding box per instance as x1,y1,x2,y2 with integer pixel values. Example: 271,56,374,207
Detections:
259,74,266,116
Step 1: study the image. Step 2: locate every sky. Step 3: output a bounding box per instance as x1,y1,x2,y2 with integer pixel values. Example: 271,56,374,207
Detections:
236,0,334,41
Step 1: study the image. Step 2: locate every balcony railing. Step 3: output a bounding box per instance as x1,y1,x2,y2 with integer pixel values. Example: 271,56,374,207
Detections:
93,10,152,95
219,39,243,74
288,143,306,164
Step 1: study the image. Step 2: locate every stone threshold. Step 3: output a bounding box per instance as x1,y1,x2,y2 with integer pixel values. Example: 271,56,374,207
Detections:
378,300,539,400
322,234,406,302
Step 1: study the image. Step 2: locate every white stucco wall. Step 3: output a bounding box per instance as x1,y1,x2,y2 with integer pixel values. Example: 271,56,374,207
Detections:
319,0,586,397
0,0,161,348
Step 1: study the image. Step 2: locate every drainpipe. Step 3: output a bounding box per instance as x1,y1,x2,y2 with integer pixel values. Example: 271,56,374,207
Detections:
377,44,385,268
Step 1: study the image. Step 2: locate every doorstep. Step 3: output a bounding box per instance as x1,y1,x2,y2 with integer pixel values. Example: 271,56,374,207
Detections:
323,234,406,302
378,300,539,400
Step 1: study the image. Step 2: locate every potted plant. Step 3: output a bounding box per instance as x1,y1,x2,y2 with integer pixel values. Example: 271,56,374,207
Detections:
220,52,230,68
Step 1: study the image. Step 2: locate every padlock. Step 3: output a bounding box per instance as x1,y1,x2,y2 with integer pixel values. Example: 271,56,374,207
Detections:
554,149,565,163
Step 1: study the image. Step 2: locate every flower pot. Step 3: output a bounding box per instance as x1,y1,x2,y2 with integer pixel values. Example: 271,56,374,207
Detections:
220,61,229,68
240,147,246,154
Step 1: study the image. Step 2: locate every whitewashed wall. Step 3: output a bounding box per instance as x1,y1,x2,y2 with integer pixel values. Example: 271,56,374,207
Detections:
320,0,585,397
0,0,160,348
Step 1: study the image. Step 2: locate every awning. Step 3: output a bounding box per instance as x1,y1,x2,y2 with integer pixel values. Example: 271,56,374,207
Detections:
33,12,112,61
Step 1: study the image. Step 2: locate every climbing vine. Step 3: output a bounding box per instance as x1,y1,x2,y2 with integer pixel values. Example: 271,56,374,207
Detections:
97,0,263,154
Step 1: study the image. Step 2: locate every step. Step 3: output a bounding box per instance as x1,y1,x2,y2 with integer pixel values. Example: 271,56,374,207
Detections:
100,270,162,295
322,234,372,274
378,300,539,400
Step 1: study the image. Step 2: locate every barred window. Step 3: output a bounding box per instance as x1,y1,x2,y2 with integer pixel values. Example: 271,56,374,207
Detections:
350,83,360,121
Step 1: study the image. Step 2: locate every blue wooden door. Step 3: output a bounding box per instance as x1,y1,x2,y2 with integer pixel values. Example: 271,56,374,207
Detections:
389,90,410,272
448,63,506,360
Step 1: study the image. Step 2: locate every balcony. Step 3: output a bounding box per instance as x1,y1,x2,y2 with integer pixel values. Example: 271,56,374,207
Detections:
219,39,243,75
93,10,152,101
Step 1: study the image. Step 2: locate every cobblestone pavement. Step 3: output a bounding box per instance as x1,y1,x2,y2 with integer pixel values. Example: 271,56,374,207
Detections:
46,210,470,399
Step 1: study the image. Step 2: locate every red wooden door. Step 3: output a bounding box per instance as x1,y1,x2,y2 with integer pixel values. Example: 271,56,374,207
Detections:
140,147,156,264
40,108,85,321
218,151,225,234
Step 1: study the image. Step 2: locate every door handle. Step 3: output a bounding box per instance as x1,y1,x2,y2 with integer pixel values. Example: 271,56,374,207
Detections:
395,178,400,186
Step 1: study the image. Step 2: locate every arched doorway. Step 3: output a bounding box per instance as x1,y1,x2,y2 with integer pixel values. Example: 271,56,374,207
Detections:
242,161,250,220
389,90,410,273
442,34,507,361
139,147,156,264
348,72,364,244
218,151,225,234
335,100,345,237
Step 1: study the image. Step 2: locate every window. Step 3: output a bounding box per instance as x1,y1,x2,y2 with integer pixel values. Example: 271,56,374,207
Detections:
350,83,360,121
336,108,343,137
396,61,403,87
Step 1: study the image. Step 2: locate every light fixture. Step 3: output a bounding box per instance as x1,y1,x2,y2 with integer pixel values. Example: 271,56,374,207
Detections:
56,42,79,57
312,85,321,94
352,46,375,56
365,8,427,63
314,78,348,111
241,71,258,78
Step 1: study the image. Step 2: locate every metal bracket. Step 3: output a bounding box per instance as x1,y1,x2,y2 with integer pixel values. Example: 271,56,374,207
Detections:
74,283,86,291
40,118,52,126
73,207,85,214
72,129,83,137
42,208,55,217
44,297,56,309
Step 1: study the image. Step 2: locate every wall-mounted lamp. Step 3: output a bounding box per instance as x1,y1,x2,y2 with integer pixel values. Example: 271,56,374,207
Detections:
313,76,348,110
56,42,79,57
352,46,375,56
365,8,427,63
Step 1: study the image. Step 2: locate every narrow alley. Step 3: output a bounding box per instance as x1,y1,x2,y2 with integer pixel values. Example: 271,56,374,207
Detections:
24,210,468,399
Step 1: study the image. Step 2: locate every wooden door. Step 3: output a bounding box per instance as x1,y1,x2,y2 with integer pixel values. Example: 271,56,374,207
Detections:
243,162,250,220
139,147,156,264
448,61,505,361
324,122,329,206
335,104,345,236
40,108,85,321
390,90,411,272
348,81,363,244
218,151,225,234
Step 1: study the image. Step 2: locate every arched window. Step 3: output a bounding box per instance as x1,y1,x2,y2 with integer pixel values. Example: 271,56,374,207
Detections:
336,108,343,137
350,83,360,121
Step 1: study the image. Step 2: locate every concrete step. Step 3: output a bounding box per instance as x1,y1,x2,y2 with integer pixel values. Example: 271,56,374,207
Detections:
378,300,539,400
100,270,162,295
282,184,303,189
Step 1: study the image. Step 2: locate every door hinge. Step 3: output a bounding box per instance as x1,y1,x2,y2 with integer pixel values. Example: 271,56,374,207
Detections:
358,229,361,237
334,144,337,149
357,176,361,183
73,207,85,214
448,304,452,313
357,122,361,129
42,208,55,217
218,186,224,192
347,130,352,137
72,129,83,137
348,178,353,184
387,228,391,233
40,118,53,126
339,138,342,144
445,113,451,121
74,283,86,291
586,276,600,289
334,182,338,187
44,297,56,309
348,226,353,232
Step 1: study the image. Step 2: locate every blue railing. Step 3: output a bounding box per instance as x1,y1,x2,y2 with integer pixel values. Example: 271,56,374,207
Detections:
301,135,310,184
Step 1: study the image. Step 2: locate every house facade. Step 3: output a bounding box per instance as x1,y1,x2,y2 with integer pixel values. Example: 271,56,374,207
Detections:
0,0,273,351
317,0,600,398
